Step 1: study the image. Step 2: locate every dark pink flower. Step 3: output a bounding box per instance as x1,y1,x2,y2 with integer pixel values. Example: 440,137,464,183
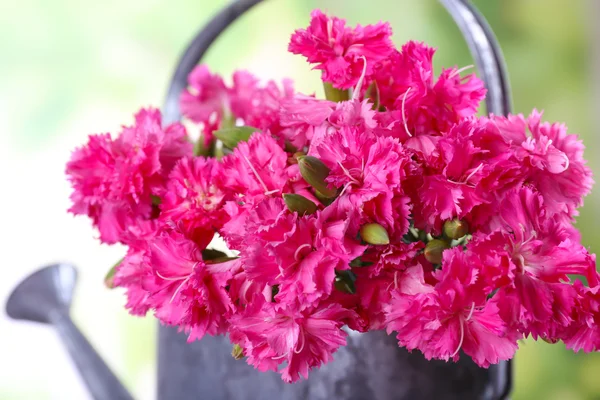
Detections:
374,41,485,136
385,249,520,367
230,71,294,135
161,156,227,237
66,108,192,244
562,280,600,353
143,230,235,341
229,298,355,382
485,111,594,219
289,10,394,89
113,247,153,316
180,65,228,145
220,132,298,201
239,199,364,305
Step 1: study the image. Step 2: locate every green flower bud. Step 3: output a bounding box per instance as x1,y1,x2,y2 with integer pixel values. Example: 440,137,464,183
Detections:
314,190,335,206
443,219,469,240
323,82,350,102
297,156,338,198
424,239,450,264
360,223,390,245
231,344,244,360
283,193,318,216
213,126,259,149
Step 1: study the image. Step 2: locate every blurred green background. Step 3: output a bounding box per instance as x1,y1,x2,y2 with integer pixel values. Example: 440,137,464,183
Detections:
1,0,599,399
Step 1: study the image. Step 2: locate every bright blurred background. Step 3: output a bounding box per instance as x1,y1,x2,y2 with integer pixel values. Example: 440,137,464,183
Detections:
1,0,599,399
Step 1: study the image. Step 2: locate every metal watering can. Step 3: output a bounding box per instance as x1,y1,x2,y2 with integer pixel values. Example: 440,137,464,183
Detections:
6,1,512,398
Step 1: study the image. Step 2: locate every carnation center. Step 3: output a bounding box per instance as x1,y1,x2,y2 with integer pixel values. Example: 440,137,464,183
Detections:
294,243,314,261
195,184,221,211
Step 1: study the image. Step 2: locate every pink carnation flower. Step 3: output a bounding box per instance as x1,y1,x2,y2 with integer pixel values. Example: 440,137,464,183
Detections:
562,280,600,352
180,65,228,145
229,298,356,382
144,230,235,341
240,198,364,305
486,110,594,219
289,10,394,89
482,187,597,339
385,249,519,367
66,108,192,244
219,132,309,247
374,41,486,136
161,156,227,239
230,70,294,134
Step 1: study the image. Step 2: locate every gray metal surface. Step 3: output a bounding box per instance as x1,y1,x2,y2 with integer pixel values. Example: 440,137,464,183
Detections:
159,326,509,400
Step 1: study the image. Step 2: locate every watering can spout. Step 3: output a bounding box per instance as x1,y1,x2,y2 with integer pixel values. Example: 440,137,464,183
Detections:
6,264,134,400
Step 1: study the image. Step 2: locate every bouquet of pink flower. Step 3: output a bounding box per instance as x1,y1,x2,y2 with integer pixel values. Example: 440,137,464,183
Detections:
66,10,598,382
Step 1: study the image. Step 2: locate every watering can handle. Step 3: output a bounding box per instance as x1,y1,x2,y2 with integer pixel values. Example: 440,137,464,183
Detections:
161,0,512,125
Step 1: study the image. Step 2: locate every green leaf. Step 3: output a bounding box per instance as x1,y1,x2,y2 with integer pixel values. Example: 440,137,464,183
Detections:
104,258,123,289
334,270,357,294
213,126,259,149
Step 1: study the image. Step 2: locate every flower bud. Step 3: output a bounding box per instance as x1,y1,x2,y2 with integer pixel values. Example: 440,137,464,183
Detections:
231,344,244,360
283,193,318,216
297,156,338,198
334,270,357,294
360,223,390,245
443,219,469,240
213,126,259,149
424,239,450,264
